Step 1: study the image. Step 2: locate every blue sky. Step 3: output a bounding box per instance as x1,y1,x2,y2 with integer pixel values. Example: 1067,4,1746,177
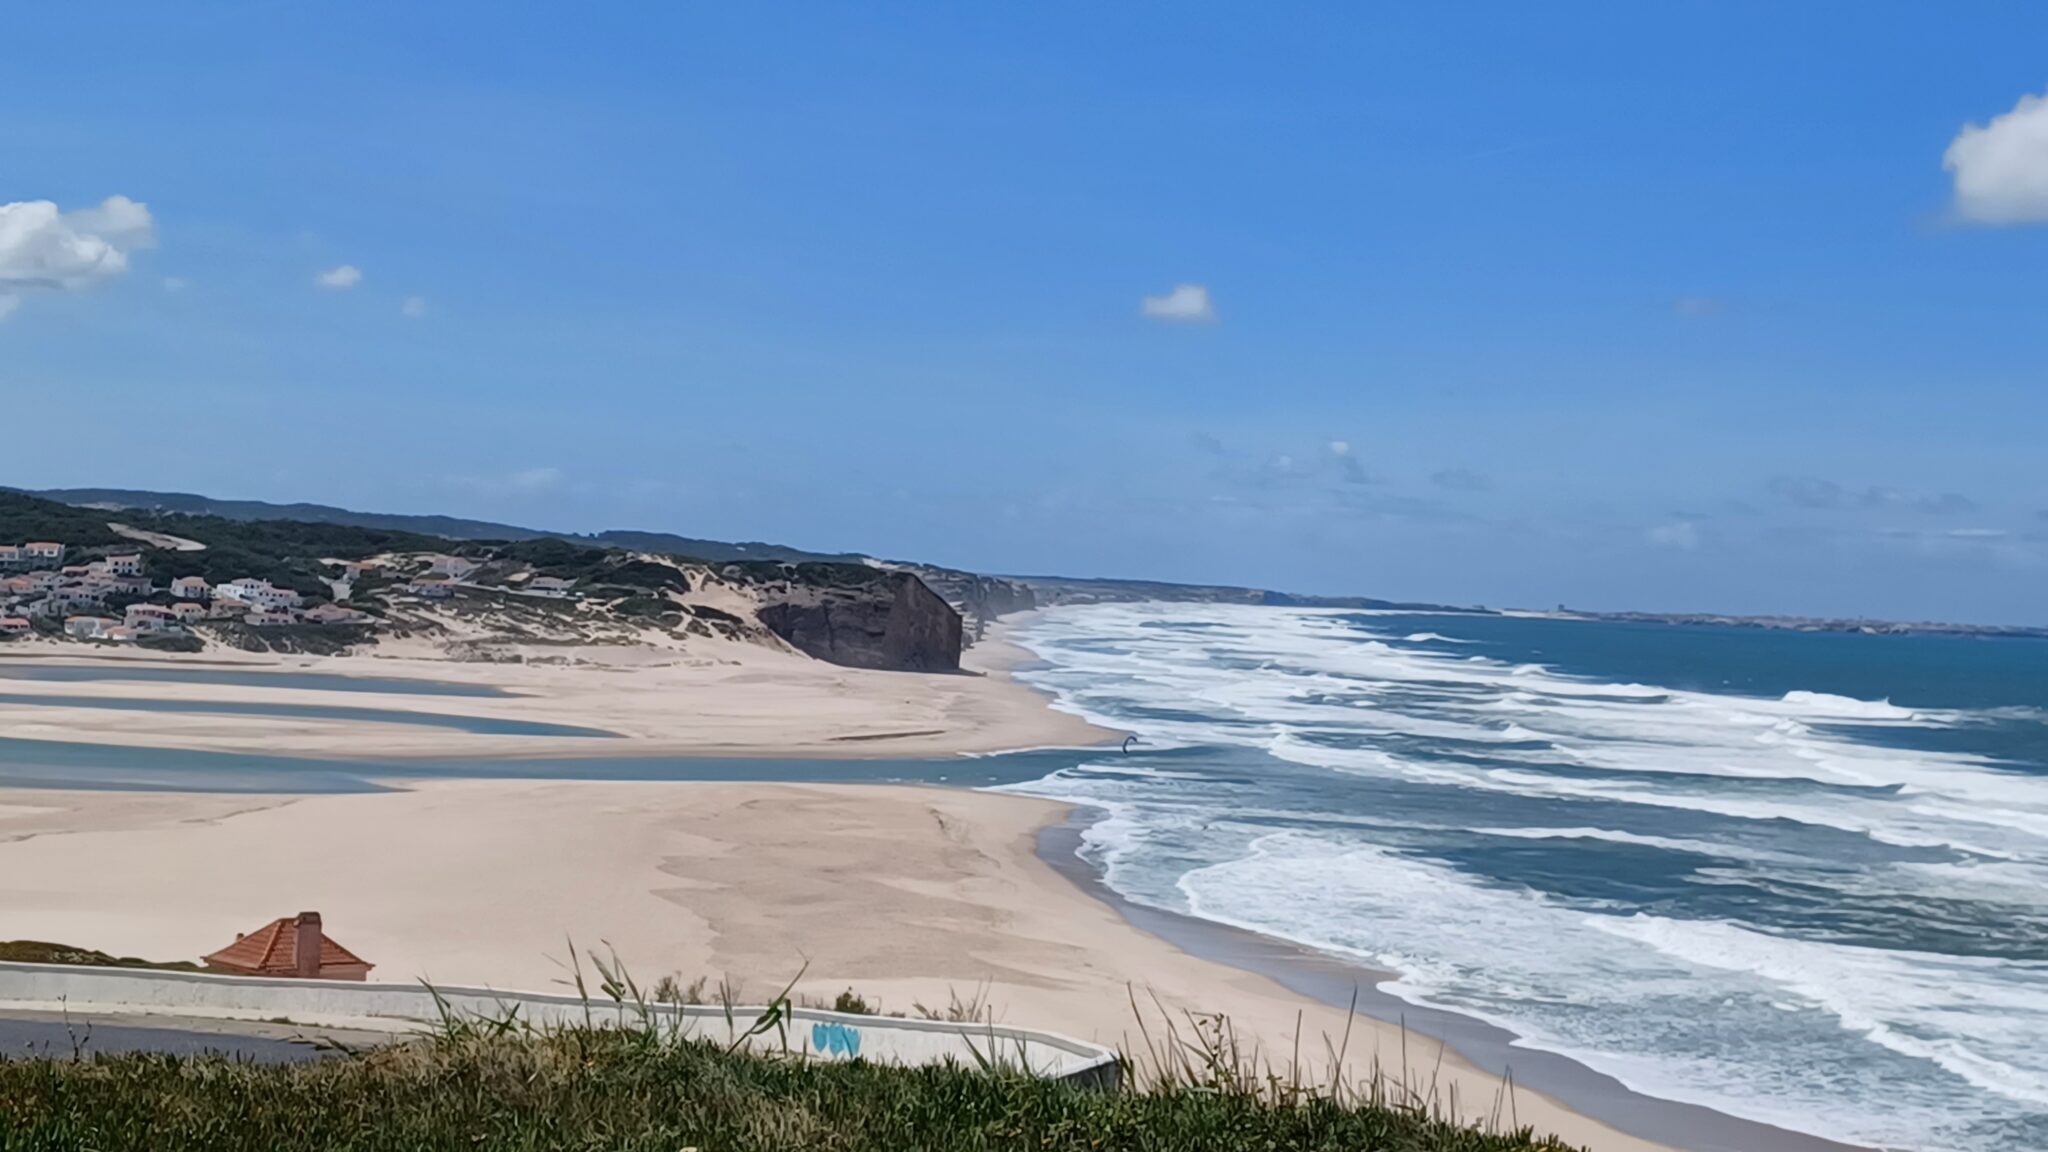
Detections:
4,3,2047,623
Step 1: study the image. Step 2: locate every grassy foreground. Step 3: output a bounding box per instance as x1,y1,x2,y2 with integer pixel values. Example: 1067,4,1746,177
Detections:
0,1026,1580,1151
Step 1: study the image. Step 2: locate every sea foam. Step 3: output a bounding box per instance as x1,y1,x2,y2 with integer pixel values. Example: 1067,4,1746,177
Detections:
1005,602,2048,1152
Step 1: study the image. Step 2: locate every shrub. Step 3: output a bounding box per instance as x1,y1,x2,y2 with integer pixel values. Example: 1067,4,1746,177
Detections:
0,1027,1579,1152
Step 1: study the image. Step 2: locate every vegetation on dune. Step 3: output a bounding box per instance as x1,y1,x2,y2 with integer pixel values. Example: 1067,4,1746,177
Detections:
0,492,125,548
0,940,198,972
205,622,375,656
484,538,695,592
0,488,962,666
0,1026,1577,1152
0,490,450,596
136,516,452,595
724,559,897,591
29,487,865,565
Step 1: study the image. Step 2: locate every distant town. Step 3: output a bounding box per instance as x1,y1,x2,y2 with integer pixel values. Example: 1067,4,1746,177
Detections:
0,537,576,647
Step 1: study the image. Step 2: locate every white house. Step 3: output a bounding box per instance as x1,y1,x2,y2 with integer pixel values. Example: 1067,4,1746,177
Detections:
215,578,304,609
169,602,208,624
0,617,30,637
171,576,210,599
528,576,578,598
0,546,24,569
105,554,144,577
246,607,300,627
408,577,455,600
124,604,180,633
51,583,107,607
63,615,117,640
23,543,65,567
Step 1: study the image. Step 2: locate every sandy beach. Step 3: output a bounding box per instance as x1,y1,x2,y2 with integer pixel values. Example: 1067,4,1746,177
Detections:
0,625,1113,760
0,627,1866,1152
0,777,1678,1152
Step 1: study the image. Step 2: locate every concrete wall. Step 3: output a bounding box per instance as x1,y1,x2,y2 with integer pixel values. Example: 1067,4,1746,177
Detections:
0,961,1117,1085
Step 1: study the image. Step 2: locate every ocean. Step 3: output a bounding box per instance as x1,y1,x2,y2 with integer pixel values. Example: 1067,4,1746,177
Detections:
1004,603,2048,1152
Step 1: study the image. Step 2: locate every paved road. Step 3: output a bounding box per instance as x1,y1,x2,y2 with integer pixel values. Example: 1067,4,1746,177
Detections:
0,1011,391,1063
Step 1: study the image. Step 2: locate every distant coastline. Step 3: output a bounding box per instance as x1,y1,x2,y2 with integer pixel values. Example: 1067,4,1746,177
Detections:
1010,574,2048,641
18,484,2043,642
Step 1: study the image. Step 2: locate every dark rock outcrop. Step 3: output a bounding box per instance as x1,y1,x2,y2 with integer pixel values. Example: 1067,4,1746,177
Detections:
754,568,963,672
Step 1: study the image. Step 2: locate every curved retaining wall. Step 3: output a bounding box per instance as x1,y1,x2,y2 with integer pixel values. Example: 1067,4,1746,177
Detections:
0,961,1119,1086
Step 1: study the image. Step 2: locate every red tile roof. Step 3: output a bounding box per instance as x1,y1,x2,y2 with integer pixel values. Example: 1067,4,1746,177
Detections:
203,914,373,978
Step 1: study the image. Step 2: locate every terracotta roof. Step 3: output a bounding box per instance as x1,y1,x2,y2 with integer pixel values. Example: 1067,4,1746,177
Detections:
204,914,373,977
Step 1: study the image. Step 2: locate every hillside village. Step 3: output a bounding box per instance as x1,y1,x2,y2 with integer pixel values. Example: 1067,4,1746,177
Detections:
0,492,975,671
0,538,457,647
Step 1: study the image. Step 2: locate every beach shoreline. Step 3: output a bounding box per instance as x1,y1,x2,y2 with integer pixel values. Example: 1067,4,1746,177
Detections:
1035,809,1865,1152
0,622,1862,1152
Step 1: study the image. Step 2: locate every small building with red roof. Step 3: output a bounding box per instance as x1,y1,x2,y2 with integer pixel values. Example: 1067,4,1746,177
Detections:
202,911,374,981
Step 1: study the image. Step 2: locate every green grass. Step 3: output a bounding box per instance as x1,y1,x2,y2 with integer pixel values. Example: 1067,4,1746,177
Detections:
0,1026,1579,1151
0,949,1578,1150
0,940,198,972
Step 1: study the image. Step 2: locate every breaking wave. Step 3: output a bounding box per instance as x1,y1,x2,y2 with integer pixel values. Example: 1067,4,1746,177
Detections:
1004,602,2048,1151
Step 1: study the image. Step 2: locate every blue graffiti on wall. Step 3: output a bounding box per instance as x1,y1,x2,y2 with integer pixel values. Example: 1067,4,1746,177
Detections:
811,1021,862,1057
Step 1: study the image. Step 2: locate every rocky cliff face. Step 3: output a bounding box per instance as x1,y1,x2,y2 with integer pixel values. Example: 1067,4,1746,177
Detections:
886,565,1037,641
752,566,963,672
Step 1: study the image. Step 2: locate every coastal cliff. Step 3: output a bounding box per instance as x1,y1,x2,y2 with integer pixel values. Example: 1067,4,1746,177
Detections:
893,565,1037,640
752,567,963,672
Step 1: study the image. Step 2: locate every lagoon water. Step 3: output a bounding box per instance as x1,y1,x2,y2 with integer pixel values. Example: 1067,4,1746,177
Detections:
1006,603,2048,1152
0,692,614,739
0,734,1083,794
0,664,508,697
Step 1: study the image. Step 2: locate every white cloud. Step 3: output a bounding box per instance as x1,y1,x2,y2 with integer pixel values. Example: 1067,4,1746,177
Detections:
400,295,428,319
162,276,189,292
1327,440,1351,456
1944,88,2048,224
63,196,155,249
1647,521,1700,550
316,264,363,289
0,195,156,318
1141,283,1216,324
